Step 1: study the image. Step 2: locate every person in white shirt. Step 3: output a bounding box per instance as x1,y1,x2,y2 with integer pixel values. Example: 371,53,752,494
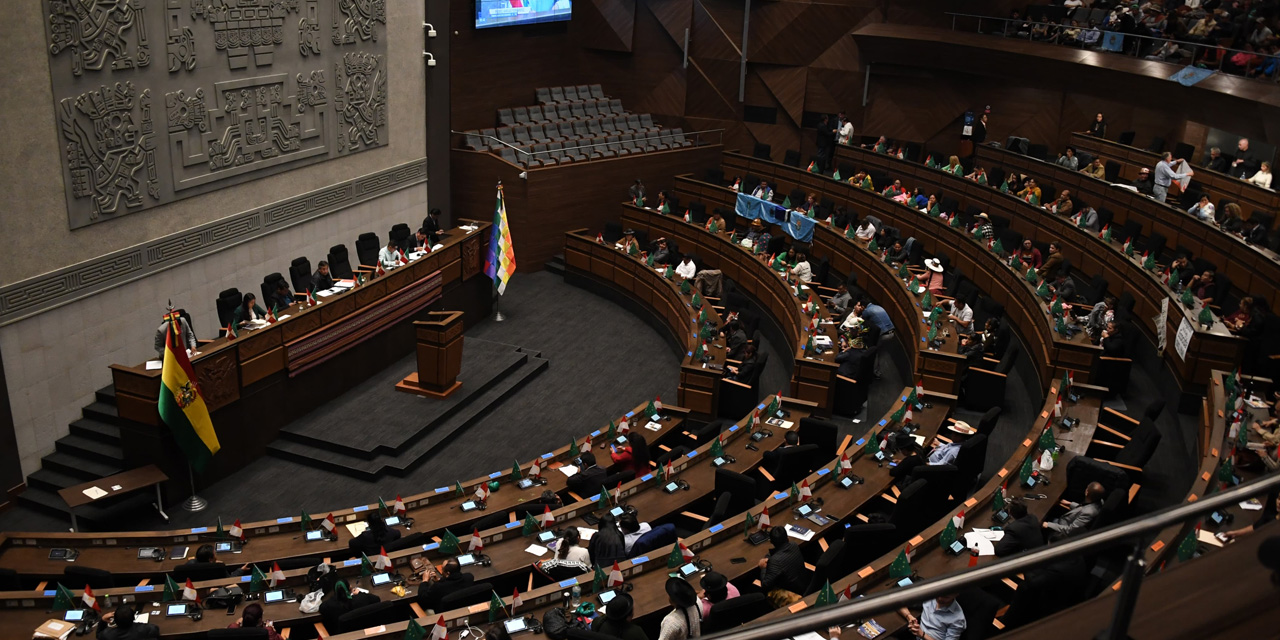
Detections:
1188,195,1216,222
676,255,697,280
836,111,854,145
540,528,591,572
840,309,864,333
855,222,876,241
790,252,813,283
752,181,774,200
1249,162,1273,189
948,298,975,334
619,514,651,553
378,239,403,270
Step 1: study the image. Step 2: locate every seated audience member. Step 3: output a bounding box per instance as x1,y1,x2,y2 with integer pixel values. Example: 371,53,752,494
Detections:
676,254,698,280
958,330,984,361
835,325,879,380
855,220,877,241
629,180,646,204
1222,490,1279,541
697,571,740,617
229,603,283,640
887,240,909,265
994,498,1045,556
1056,147,1079,170
1225,296,1259,334
790,252,813,283
798,193,818,216
973,213,994,240
1244,218,1268,245
966,166,989,185
1044,482,1105,541
312,260,335,290
154,310,197,357
589,513,629,568
1085,112,1107,138
1017,178,1042,203
752,180,774,200
619,513,653,554
609,433,650,478
654,191,670,212
1100,320,1125,356
567,452,608,497
1219,202,1245,234
910,189,929,210
1036,243,1064,279
378,238,404,270
590,593,649,640
978,317,1000,357
541,527,591,571
1082,157,1106,179
1045,189,1073,216
828,283,854,315
758,525,807,602
650,238,674,266
704,210,726,231
269,279,295,310
921,258,946,294
882,179,906,198
1074,205,1099,231
722,319,749,358
745,219,770,248
1131,167,1155,195
187,544,250,576
618,229,641,254
1188,195,1216,221
1016,240,1042,269
726,343,759,382
318,576,380,631
864,135,888,152
899,595,966,640
943,155,965,176
761,432,802,476
920,194,940,214
1050,269,1077,301
1187,269,1218,304
1249,162,1273,189
417,560,473,612
349,511,401,557
1204,147,1229,173
233,292,268,327
96,605,160,640
1166,254,1194,290
946,297,975,334
1005,173,1022,195
659,578,701,640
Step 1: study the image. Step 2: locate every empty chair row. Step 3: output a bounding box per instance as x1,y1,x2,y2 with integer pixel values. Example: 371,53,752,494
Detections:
498,99,625,127
464,115,660,151
535,84,605,105
496,131,694,168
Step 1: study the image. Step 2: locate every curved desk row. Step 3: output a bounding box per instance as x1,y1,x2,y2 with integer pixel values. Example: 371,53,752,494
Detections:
714,153,1095,390
971,143,1280,311
838,144,1243,396
615,205,841,414
563,230,726,418
1067,132,1280,223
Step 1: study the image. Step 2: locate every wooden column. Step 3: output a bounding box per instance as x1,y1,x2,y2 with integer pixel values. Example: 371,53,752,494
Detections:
396,311,465,398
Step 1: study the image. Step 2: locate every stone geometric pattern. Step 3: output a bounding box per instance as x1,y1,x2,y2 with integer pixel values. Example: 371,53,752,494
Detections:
0,159,426,326
44,0,388,230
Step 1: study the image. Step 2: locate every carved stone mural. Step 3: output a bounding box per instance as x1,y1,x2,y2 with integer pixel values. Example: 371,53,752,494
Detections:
44,0,388,230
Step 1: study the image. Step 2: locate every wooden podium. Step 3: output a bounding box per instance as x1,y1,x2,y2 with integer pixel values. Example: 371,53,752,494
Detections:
395,311,465,398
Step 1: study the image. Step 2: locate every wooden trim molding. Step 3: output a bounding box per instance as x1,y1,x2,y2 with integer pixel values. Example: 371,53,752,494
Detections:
0,159,428,327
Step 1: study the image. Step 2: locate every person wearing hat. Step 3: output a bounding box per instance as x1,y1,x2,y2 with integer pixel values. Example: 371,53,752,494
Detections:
745,218,770,248
658,577,702,640
836,324,880,379
675,253,697,280
591,592,649,640
1131,166,1154,196
697,571,740,617
651,238,673,266
921,258,946,294
618,229,640,254
973,213,993,240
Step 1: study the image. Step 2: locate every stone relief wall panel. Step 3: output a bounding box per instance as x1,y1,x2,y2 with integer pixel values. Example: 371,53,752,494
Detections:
44,0,388,230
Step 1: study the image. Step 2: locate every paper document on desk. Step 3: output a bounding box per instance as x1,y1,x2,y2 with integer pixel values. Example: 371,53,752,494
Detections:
82,486,108,500
576,527,597,541
912,435,926,447
558,464,579,477
317,288,339,298
145,360,162,370
785,524,815,541
432,244,444,252
1240,498,1264,511
333,281,356,289
814,336,833,347
345,521,369,537
964,530,1003,556
34,619,74,640
791,632,827,640
524,544,549,557
1196,529,1224,548
645,421,662,432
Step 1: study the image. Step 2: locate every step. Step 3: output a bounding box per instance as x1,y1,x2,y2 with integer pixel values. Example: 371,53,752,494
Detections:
82,401,120,425
53,435,125,465
68,418,122,445
40,451,122,481
94,385,117,406
268,355,549,480
27,468,88,493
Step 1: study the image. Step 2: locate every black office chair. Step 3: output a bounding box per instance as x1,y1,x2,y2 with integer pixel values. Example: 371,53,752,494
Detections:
390,223,413,254
975,407,1001,438
289,257,312,294
355,232,381,269
336,601,400,634
259,272,289,307
326,244,355,279
0,567,20,591
843,523,898,567
765,444,821,489
437,582,495,612
172,562,231,583
782,149,801,168
798,417,838,459
718,351,767,419
215,288,242,330
804,539,847,595
715,468,768,512
64,566,114,589
1117,131,1136,146
703,593,770,633
753,142,771,160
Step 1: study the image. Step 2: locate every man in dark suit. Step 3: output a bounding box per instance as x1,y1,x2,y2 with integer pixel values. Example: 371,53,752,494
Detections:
416,560,474,612
567,452,608,497
1244,219,1268,245
318,576,381,631
96,604,160,640
815,115,837,172
1043,482,1105,540
760,431,800,478
421,208,444,244
183,544,250,578
994,498,1045,557
312,261,335,290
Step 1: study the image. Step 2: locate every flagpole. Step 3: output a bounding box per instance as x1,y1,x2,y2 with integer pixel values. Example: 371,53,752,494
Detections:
182,463,208,512
493,286,505,322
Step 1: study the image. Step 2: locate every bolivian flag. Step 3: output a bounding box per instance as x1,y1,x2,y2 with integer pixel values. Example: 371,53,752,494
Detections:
159,319,219,472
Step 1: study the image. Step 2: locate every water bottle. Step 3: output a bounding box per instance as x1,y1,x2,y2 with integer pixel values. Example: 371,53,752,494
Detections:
570,584,581,608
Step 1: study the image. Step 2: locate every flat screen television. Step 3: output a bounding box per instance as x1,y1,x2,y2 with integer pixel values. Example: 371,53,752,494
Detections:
476,0,571,29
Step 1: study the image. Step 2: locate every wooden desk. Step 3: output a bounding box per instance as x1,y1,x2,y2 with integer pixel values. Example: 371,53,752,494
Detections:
58,465,169,532
837,143,1244,398
106,223,492,496
563,231,726,418
617,207,841,414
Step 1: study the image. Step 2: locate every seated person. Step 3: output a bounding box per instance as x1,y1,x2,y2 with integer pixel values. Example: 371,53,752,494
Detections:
348,511,401,558
417,560,474,612
378,239,403,270
1050,270,1077,301
609,433,649,478
973,213,994,240
797,193,818,216
761,432,801,476
618,229,640,254
1056,147,1079,170
958,330,984,361
920,195,939,214
855,221,876,241
1219,203,1245,234
994,498,1045,556
233,293,268,327
659,577,701,640
186,544,250,577
1017,178,1043,203
540,527,591,572
790,252,813,283
567,452,609,497
590,593,648,640
920,258,946,294
650,238,673,266
619,513,652,554
1082,157,1106,179
1243,218,1268,245
882,179,906,198
319,576,380,631
312,260,336,290
947,298,974,334
758,525,807,599
588,513,628,567
1099,320,1125,356
675,254,697,280
966,166,988,185
154,310,197,357
268,280,295,310
1036,243,1064,279
1166,254,1194,290
827,284,853,315
1043,482,1105,540
745,219,770,247
96,604,160,640
898,595,966,640
1086,295,1116,338
229,603,283,640
1225,296,1258,334
943,155,965,176
887,240,909,265
722,319,748,358
726,343,759,382
1187,270,1218,304
752,180,774,200
697,571,740,617
1045,189,1073,216
1131,167,1154,195
1074,206,1099,231
654,191,671,213
1188,195,1216,222
1016,240,1043,269
1248,162,1273,189
1223,489,1279,542
704,211,726,231
413,228,433,252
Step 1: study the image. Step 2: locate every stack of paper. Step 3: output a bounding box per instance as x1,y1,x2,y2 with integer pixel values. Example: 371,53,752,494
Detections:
963,529,1004,556
82,486,109,500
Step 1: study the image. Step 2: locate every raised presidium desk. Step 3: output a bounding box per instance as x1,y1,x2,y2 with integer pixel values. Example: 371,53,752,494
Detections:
563,230,727,418
106,221,493,498
616,207,843,415
836,143,1244,398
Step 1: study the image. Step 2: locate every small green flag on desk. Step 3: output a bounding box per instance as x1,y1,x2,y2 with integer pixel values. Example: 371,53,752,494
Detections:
921,290,933,311
929,203,940,218
890,404,906,424
454,481,464,497
950,213,961,228
1051,296,1064,317
832,170,842,181
300,510,312,533
404,619,427,640
644,400,657,416
845,224,856,239
607,419,618,438
992,238,1004,254
807,161,819,173
782,195,792,208
522,512,540,535
1019,455,1034,484
1036,281,1050,298
708,219,719,233
667,542,685,568
592,564,607,593
1055,316,1068,336
868,238,879,253
1027,192,1039,206
628,242,639,257
489,591,506,622
1168,267,1179,289
664,265,675,280
1177,529,1198,561
163,575,181,602
889,548,912,579
926,323,938,344
360,553,374,577
440,530,461,555
569,439,580,456
1218,455,1234,484
993,485,1007,513
767,394,781,415
691,292,702,308
661,202,670,214
646,252,654,268
999,179,1009,194
743,511,757,538
1123,238,1134,257
863,430,880,455
52,583,76,611
597,486,611,510
815,580,839,607
250,564,268,592
1198,306,1214,326
511,459,523,480
1039,425,1057,452
1026,268,1038,285
710,435,724,458
1010,253,1022,271
940,519,958,549
680,279,692,295
378,496,389,516
1143,252,1156,270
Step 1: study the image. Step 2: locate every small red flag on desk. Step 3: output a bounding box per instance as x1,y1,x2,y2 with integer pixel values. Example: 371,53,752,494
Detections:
321,513,337,536
608,561,624,587
82,585,100,611
306,288,317,307
183,578,199,603
430,616,448,640
759,505,770,529
224,321,236,340
512,588,523,608
394,495,406,516
270,562,285,587
469,529,484,554
229,519,244,541
581,436,592,453
267,304,278,324
540,505,554,528
655,395,663,412
529,459,542,480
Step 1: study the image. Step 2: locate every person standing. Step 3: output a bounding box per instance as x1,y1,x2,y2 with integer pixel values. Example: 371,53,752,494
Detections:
815,115,837,172
836,111,854,146
1153,152,1193,203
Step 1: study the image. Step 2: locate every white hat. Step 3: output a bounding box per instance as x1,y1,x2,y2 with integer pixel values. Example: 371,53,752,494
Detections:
977,212,989,220
924,258,944,273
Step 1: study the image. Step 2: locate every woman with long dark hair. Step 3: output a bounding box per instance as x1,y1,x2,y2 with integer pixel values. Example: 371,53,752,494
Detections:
230,603,284,640
1086,112,1107,138
658,577,701,640
609,433,650,476
589,513,627,567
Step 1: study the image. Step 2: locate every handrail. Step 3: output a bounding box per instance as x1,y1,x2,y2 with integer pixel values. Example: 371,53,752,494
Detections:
942,11,1280,84
453,128,727,159
699,470,1280,640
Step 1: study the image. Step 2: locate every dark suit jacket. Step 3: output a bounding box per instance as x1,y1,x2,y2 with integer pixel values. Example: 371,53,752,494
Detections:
348,528,401,559
730,356,758,382
567,465,608,497
1245,223,1267,245
232,304,269,325
320,592,381,631
97,622,160,640
835,346,871,378
312,269,335,291
416,573,473,612
994,514,1046,557
421,216,442,243
1205,156,1228,173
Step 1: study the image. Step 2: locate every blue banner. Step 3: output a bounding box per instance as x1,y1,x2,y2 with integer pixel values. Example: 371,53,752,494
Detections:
1168,65,1215,87
734,193,815,242
1101,31,1124,52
